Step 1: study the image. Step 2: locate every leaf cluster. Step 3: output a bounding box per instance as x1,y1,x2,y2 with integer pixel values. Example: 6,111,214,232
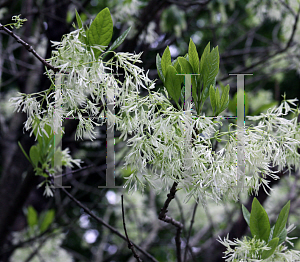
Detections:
242,197,291,259
156,39,230,116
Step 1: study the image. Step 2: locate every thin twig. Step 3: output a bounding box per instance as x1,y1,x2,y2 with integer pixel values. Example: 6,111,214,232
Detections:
183,198,199,262
158,181,183,262
0,23,62,73
121,195,142,262
59,186,159,262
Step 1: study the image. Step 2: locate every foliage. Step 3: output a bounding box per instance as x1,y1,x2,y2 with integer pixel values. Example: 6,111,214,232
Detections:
219,198,300,261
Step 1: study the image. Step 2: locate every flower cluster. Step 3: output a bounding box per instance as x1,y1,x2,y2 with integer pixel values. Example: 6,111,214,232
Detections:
114,84,300,203
9,27,155,141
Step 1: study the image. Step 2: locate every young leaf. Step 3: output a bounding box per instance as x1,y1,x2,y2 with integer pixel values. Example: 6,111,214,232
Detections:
242,204,250,227
106,26,131,53
75,9,83,28
87,7,113,58
165,65,181,103
18,141,32,164
172,57,182,73
188,38,199,73
29,145,39,167
177,57,194,86
202,46,219,94
156,54,165,83
261,237,279,259
209,85,216,114
178,57,193,74
250,197,270,243
273,201,290,239
200,42,210,74
40,209,55,233
161,46,172,77
219,84,230,113
27,206,38,228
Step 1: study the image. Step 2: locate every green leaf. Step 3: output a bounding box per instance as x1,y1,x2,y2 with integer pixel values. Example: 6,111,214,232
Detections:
261,237,279,259
40,209,55,233
172,57,182,73
188,38,199,73
242,204,250,227
209,85,216,114
156,54,165,83
106,26,131,53
178,57,193,74
87,7,113,58
18,141,32,164
273,201,290,239
165,65,182,103
27,206,38,228
250,197,270,243
75,9,83,28
278,227,287,245
218,84,230,113
202,46,219,94
29,145,39,167
177,57,194,85
184,53,189,61
161,46,172,77
200,42,210,74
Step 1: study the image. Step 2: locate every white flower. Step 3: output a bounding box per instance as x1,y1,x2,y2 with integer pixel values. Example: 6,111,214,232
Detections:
43,183,54,197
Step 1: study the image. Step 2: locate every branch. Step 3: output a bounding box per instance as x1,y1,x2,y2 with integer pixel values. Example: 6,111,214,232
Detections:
158,181,183,262
59,186,158,262
0,23,61,73
121,195,142,262
183,198,199,262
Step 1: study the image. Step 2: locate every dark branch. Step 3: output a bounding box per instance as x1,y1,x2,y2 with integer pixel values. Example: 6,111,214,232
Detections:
183,198,199,262
121,195,142,262
158,181,183,262
59,186,158,262
0,23,61,73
